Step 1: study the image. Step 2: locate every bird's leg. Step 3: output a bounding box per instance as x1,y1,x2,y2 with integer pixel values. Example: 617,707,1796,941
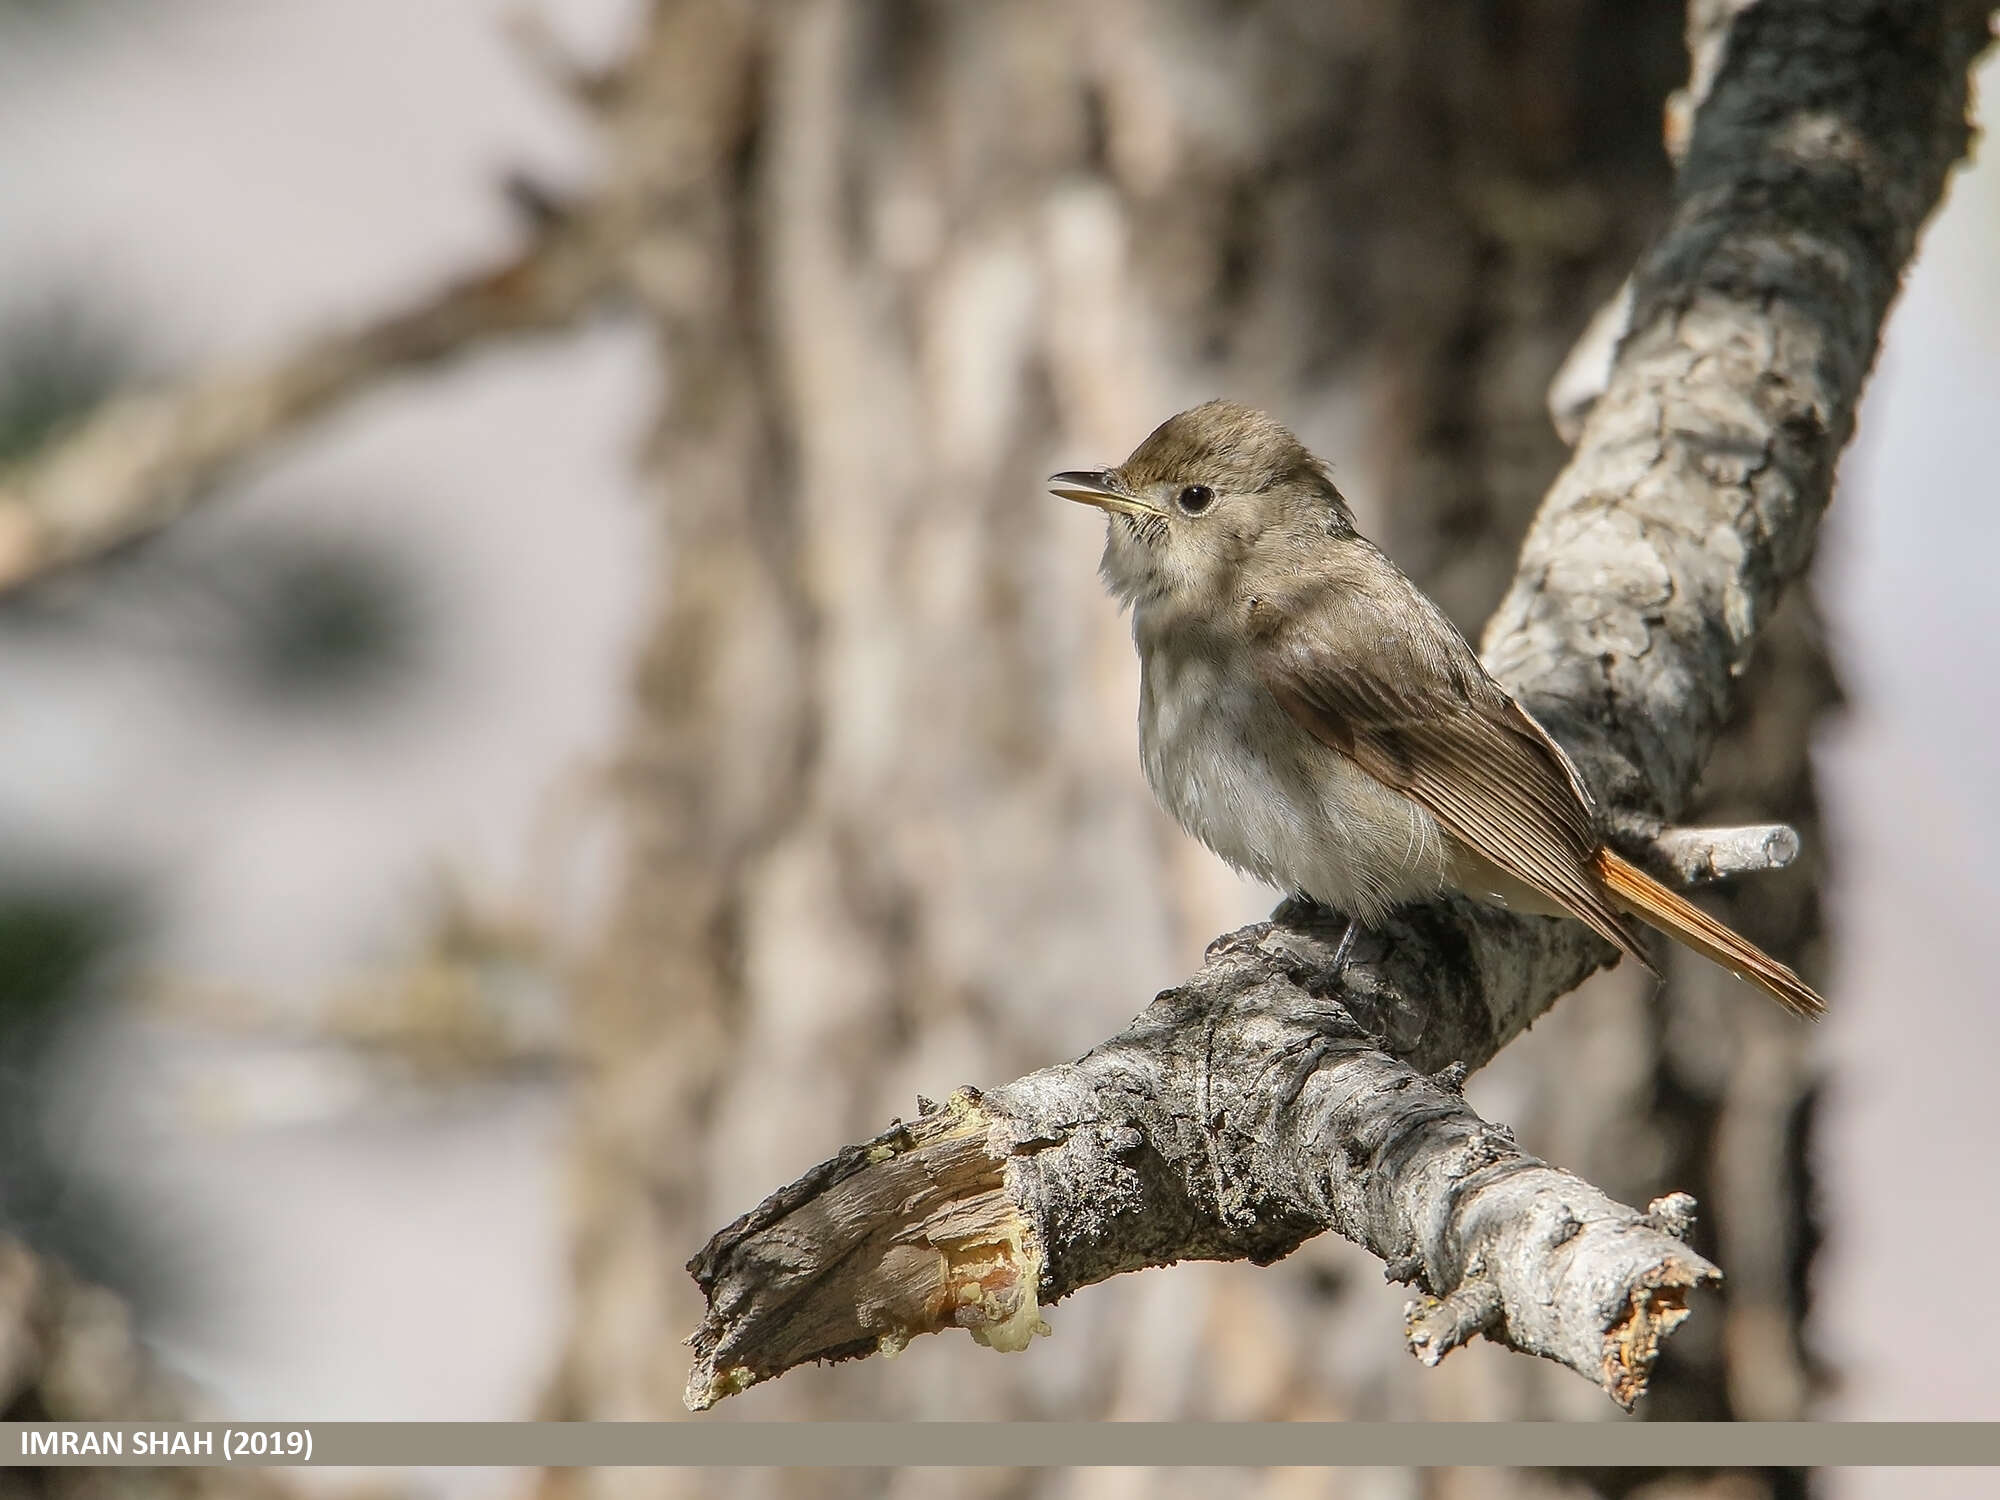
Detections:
1330,916,1360,977
1276,894,1368,984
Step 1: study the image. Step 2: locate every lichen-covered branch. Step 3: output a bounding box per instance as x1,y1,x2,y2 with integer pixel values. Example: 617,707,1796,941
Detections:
686,0,1993,1409
687,911,1720,1411
1488,0,1993,808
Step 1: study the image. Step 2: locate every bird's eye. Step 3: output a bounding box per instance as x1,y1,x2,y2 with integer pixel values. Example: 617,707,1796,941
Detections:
1176,484,1215,515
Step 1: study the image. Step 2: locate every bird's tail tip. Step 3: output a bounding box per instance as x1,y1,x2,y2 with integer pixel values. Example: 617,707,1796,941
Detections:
1594,848,1826,1019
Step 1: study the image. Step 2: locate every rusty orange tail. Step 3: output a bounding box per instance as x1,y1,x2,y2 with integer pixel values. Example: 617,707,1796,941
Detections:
1594,848,1826,1019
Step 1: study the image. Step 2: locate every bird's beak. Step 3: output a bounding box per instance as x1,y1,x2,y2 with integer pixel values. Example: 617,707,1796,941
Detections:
1047,469,1158,518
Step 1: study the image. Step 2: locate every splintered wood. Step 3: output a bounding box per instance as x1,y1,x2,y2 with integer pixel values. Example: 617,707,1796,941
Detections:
684,1092,1045,1410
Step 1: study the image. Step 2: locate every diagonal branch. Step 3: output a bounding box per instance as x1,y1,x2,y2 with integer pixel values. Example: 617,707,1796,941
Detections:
0,198,639,592
688,908,1718,1411
685,0,1995,1409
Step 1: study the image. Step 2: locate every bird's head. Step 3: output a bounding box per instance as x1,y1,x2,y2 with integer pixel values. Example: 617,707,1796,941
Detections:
1049,400,1356,612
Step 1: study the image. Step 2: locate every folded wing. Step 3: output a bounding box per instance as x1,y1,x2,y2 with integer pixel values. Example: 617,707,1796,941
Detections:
1251,561,1652,968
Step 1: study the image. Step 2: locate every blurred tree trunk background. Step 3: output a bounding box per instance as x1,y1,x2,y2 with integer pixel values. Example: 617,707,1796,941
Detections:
0,1,1844,1497
537,1,1827,1495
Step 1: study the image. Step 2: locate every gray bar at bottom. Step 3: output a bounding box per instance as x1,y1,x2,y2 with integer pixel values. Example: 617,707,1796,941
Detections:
3,1422,1997,1468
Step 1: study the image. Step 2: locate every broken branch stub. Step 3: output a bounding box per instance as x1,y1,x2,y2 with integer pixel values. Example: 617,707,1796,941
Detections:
684,1092,1047,1411
686,919,1720,1411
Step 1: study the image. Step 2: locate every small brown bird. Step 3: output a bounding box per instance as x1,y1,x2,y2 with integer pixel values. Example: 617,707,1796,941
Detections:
1051,400,1824,1018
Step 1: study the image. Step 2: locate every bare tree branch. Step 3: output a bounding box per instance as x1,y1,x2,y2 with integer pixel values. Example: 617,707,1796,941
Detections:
0,0,755,597
685,0,1995,1410
687,912,1719,1411
1645,822,1800,885
0,201,637,592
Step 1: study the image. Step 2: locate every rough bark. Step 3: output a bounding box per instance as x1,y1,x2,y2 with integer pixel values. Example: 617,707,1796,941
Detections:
684,0,1992,1422
0,0,1986,1482
1399,0,1848,1464
1480,0,1981,819
687,911,1724,1411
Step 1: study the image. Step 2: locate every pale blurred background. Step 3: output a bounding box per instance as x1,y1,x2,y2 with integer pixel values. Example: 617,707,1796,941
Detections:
0,3,1993,1498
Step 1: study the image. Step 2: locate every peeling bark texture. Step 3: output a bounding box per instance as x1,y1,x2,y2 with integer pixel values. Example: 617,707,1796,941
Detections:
1482,0,1989,820
687,918,1721,1412
1410,0,1861,1461
1476,2,1994,1452
683,0,1992,1437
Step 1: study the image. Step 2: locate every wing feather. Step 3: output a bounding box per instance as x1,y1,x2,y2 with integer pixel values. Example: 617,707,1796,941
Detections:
1252,566,1650,966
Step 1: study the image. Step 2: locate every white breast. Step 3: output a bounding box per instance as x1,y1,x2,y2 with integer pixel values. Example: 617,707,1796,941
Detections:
1134,615,1453,926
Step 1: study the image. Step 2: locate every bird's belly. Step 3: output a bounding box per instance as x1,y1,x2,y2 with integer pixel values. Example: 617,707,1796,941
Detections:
1139,664,1451,925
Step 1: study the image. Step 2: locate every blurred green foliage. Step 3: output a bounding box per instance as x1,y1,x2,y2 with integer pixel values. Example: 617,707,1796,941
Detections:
0,297,426,711
0,871,167,1302
0,289,427,1314
0,883,127,1033
211,528,426,707
0,301,131,466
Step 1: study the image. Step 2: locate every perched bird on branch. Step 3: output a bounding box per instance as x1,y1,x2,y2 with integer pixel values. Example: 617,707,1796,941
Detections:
1052,400,1824,1018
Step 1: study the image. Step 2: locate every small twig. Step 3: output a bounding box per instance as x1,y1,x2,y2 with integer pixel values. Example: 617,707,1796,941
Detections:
1606,812,1803,884
1642,1191,1701,1241
1650,823,1801,884
1405,1279,1504,1366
